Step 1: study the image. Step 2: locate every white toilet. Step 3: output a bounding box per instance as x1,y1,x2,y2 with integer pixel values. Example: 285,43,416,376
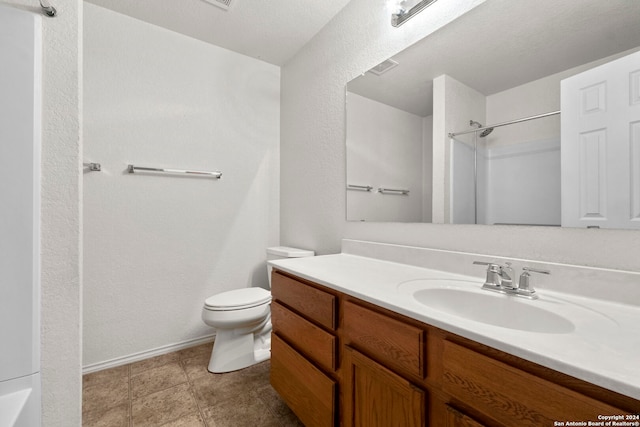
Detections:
202,246,314,373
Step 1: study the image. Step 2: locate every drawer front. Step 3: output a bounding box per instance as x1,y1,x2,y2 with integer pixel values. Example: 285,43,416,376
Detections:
272,301,337,372
271,271,337,330
442,340,625,426
271,334,337,427
343,300,426,378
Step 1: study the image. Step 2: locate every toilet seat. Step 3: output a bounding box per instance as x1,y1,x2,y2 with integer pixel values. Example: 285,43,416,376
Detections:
204,288,271,311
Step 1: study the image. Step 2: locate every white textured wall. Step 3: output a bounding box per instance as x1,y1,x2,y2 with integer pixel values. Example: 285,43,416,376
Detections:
346,92,423,222
83,4,280,367
281,0,640,272
281,0,486,253
485,139,561,226
434,74,486,223
421,115,433,223
1,0,83,425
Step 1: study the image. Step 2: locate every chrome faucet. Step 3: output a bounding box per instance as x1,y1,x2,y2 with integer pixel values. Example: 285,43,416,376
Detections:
473,261,514,289
473,261,550,299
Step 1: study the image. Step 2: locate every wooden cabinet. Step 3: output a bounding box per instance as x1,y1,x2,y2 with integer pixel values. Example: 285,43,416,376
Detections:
270,335,336,427
270,272,338,427
445,405,487,427
270,270,640,427
442,340,625,426
271,301,337,371
271,271,336,330
343,300,426,379
343,346,426,427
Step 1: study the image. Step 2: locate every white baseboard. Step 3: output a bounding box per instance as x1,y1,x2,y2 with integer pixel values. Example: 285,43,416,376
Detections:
82,334,216,375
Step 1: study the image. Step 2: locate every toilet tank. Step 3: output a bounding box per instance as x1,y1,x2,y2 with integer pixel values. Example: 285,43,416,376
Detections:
266,246,314,287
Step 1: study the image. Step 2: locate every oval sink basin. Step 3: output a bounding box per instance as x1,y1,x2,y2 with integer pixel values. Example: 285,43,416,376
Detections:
412,287,575,334
396,278,598,334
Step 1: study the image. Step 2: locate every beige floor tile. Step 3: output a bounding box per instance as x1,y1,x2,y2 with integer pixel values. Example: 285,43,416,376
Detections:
130,352,180,375
160,413,206,427
83,344,294,427
181,353,211,381
131,362,188,399
201,392,283,427
255,383,301,422
83,365,129,389
190,368,254,408
82,403,129,427
176,342,213,361
131,383,198,427
83,377,129,415
237,361,271,388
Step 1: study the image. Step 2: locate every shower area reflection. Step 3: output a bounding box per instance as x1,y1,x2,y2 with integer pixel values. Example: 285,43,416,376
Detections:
449,112,562,226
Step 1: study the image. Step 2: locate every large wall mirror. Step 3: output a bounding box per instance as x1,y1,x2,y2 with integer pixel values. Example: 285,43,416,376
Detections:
346,0,640,229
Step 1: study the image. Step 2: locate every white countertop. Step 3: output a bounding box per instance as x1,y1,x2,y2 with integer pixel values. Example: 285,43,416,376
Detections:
269,253,640,401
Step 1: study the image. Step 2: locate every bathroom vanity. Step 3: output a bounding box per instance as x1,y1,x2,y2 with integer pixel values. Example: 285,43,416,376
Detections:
269,249,640,427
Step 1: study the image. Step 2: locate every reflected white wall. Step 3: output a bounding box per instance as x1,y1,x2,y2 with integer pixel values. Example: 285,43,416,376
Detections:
0,5,41,426
346,92,424,222
450,137,475,224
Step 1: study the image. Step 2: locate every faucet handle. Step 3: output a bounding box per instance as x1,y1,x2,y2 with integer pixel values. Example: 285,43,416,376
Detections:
522,267,550,275
473,261,502,288
518,267,550,294
474,261,514,286
473,261,501,275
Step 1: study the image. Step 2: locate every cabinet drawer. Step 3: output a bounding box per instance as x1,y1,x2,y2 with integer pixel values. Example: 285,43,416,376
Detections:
271,271,337,330
272,301,337,372
271,334,337,427
442,340,625,426
343,300,426,378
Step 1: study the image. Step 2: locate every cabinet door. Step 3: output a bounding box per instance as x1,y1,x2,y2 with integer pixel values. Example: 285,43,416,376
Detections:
445,405,487,427
343,346,426,427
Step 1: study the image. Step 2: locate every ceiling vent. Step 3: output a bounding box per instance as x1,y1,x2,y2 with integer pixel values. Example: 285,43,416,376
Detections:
203,0,235,11
367,59,399,76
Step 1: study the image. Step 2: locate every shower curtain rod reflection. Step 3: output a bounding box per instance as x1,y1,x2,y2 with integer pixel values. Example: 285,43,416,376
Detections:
39,0,57,17
448,110,560,138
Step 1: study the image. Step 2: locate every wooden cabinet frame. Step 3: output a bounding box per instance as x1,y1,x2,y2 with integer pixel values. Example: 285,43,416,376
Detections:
270,270,640,427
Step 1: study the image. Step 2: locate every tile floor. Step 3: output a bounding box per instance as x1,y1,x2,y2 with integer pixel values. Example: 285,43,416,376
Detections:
82,342,304,426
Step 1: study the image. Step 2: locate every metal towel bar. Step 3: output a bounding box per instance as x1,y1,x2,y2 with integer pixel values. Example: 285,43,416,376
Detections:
347,184,373,192
127,165,222,179
378,187,409,195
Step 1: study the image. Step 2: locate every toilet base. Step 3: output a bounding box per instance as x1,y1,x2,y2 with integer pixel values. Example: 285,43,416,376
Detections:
207,320,272,373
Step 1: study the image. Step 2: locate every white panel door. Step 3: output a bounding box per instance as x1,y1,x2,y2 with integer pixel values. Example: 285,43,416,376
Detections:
561,49,640,229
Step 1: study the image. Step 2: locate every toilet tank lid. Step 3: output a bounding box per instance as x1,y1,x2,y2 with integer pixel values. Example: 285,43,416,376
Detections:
267,246,315,258
204,288,271,309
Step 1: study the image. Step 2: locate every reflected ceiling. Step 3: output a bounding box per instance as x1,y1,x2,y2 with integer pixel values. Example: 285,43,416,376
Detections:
347,0,640,117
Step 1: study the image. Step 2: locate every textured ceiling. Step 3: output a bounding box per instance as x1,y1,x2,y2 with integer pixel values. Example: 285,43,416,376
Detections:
85,0,352,66
348,0,640,117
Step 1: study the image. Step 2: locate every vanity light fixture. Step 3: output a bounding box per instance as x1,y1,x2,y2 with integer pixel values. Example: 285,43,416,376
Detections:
391,0,439,27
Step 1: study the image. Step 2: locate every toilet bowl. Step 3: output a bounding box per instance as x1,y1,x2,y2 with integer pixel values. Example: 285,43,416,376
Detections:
202,246,314,373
